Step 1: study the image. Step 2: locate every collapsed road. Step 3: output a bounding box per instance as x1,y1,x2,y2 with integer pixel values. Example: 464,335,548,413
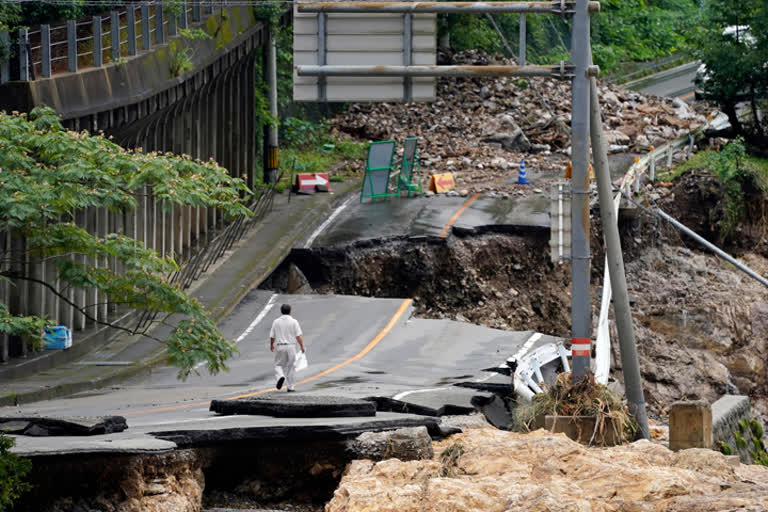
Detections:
2,189,567,511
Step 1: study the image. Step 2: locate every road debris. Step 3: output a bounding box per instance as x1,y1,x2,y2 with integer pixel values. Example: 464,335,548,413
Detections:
331,49,709,197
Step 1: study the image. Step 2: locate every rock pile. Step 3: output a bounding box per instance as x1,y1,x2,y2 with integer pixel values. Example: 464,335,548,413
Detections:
327,425,768,512
331,50,709,197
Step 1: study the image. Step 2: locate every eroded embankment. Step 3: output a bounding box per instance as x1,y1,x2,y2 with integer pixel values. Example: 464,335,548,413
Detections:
15,439,350,512
261,229,573,337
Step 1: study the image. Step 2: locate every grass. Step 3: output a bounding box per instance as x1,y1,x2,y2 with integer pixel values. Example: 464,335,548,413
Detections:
658,141,768,240
511,372,637,446
658,147,768,184
275,118,366,193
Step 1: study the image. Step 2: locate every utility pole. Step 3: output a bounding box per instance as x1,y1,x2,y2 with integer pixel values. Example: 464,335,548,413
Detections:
589,73,650,439
263,25,279,183
569,0,592,378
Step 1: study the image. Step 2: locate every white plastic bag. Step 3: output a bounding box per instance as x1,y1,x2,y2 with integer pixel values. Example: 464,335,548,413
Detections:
294,351,308,372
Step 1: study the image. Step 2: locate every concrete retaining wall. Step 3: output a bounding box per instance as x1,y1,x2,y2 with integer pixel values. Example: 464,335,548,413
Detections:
712,395,752,464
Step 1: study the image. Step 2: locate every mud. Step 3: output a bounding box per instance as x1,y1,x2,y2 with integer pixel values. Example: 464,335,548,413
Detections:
262,231,573,336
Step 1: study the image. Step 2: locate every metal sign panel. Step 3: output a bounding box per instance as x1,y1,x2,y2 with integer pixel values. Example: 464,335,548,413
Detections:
293,4,436,102
549,181,571,263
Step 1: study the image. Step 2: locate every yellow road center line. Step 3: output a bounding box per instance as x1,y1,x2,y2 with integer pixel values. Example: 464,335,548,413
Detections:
440,193,480,238
440,175,508,238
124,298,413,416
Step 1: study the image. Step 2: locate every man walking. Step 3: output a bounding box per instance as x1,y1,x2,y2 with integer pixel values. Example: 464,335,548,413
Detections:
270,303,305,392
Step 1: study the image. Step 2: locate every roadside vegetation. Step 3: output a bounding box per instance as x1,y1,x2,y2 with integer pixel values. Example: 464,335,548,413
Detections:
441,0,699,74
688,0,768,147
278,117,365,190
0,433,31,511
661,139,768,241
0,107,252,379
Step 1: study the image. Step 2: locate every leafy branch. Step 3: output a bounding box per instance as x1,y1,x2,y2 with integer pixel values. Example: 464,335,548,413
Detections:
0,107,249,379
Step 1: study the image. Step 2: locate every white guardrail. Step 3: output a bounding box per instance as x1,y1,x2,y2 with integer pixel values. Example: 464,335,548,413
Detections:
517,111,730,400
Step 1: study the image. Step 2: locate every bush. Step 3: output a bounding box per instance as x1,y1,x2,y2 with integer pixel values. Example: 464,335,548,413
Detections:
0,433,32,510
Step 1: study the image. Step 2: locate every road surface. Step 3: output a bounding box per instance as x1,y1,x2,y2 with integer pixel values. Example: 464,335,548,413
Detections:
624,61,700,103
4,191,562,455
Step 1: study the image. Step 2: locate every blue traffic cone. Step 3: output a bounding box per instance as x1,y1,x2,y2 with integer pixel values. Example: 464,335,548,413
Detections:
517,160,527,184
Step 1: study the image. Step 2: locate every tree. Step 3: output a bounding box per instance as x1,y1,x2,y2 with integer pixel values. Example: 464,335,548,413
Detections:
0,433,31,510
0,107,252,379
690,0,768,146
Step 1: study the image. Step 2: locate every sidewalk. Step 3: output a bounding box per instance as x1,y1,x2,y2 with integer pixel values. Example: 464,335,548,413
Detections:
0,180,360,406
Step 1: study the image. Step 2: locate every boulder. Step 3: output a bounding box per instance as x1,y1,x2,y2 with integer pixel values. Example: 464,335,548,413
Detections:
346,426,434,461
326,426,768,512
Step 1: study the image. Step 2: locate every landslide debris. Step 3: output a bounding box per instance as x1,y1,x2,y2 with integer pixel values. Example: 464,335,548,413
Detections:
326,425,768,512
331,49,709,197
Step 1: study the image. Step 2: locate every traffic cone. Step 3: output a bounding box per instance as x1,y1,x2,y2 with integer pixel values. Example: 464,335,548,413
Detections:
517,160,527,184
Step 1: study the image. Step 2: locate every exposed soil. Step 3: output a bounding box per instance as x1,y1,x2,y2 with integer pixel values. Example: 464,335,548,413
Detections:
263,229,573,336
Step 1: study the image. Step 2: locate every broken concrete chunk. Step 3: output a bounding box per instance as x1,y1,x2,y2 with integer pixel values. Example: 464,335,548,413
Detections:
286,263,313,295
346,426,434,461
210,394,376,418
0,416,128,436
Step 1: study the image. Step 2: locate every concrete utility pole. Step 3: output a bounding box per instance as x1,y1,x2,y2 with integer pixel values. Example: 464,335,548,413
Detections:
589,75,650,439
569,0,592,378
264,26,279,183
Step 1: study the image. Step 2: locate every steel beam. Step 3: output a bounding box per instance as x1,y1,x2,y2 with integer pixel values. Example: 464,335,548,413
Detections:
299,1,600,14
297,63,594,78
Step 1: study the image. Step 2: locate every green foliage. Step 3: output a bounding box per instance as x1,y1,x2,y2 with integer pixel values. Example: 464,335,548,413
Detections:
664,139,768,241
169,45,194,77
0,108,251,379
710,139,752,239
732,417,768,467
169,29,212,77
688,0,768,143
440,0,698,73
738,418,749,434
282,117,327,148
718,441,733,456
751,418,765,440
0,433,32,510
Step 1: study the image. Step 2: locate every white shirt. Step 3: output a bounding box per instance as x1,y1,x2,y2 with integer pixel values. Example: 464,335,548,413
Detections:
270,314,302,345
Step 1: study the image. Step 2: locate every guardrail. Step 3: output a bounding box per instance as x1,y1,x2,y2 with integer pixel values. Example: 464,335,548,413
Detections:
520,112,730,398
0,0,218,84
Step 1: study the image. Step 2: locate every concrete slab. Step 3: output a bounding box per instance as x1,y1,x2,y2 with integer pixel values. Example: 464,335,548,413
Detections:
11,432,176,457
210,394,376,418
148,412,439,447
314,194,551,248
0,415,127,436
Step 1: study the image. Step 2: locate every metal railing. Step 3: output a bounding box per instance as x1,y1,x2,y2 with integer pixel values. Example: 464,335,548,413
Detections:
1,174,282,362
0,0,210,84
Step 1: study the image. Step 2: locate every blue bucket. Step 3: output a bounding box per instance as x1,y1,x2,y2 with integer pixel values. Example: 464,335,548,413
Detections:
43,325,72,350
